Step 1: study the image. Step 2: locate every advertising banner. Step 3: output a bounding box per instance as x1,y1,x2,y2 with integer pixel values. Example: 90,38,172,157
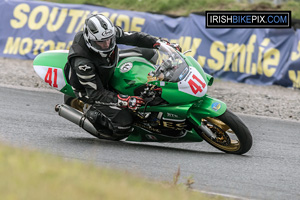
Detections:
1,0,299,88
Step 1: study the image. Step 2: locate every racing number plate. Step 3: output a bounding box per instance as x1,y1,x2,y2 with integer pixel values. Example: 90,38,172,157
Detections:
178,67,207,97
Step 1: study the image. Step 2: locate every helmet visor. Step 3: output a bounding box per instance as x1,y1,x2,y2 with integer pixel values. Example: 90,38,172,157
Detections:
90,37,116,52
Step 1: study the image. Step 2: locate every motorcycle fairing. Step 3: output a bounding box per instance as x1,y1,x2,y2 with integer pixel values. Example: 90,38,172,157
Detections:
187,95,227,127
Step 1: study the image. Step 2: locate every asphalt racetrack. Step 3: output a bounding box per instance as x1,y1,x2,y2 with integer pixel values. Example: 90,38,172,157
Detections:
0,85,299,200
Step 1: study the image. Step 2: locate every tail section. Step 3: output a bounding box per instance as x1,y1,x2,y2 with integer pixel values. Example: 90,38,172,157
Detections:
33,50,75,96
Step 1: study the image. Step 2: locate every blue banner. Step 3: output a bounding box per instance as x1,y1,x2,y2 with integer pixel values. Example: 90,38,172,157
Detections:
1,0,300,88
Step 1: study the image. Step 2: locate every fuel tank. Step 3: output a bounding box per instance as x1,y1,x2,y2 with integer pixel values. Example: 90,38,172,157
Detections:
110,57,155,96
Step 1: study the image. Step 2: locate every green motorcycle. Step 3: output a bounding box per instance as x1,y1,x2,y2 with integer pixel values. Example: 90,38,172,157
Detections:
33,43,252,155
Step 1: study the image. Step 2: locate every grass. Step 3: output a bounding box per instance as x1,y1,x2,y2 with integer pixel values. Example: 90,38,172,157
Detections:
0,143,227,200
42,0,300,19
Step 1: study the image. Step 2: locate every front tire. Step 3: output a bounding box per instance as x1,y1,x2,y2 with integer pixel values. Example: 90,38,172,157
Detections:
195,109,252,155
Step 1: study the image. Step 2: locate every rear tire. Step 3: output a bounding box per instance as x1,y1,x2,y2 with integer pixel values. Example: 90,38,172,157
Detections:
195,109,252,155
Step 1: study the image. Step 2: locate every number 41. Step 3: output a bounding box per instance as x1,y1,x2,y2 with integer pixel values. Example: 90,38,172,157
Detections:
45,68,58,88
188,74,206,94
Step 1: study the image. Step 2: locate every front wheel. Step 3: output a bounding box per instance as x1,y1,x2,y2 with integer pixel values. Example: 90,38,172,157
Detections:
195,109,252,155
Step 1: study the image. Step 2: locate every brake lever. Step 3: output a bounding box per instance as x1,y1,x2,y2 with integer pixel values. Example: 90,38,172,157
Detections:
183,49,192,55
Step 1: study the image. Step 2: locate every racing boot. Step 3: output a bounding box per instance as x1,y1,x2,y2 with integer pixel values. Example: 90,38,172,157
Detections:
85,107,113,138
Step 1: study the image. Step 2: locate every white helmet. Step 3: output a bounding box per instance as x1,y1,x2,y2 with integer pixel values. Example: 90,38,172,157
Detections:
83,14,116,54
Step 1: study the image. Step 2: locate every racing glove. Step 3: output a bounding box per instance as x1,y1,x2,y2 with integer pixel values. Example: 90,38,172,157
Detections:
153,39,182,52
117,94,145,110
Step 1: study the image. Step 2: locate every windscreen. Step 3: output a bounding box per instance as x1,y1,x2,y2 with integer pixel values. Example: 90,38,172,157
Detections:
150,43,189,82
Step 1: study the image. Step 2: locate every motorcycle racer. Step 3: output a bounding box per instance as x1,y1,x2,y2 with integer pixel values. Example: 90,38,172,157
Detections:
64,13,181,137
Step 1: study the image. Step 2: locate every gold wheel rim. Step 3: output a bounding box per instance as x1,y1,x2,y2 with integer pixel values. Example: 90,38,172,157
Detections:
202,118,241,152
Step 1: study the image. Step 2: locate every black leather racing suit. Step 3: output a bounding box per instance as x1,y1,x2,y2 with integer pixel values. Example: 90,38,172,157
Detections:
64,26,158,135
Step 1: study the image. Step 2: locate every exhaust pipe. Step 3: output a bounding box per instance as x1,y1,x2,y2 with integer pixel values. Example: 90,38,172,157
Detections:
55,104,98,137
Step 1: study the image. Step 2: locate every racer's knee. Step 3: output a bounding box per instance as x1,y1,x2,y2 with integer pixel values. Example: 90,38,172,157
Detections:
111,109,133,134
113,109,133,126
86,106,133,135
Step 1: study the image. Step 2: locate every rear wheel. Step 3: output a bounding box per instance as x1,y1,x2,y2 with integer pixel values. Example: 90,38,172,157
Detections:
195,109,252,155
